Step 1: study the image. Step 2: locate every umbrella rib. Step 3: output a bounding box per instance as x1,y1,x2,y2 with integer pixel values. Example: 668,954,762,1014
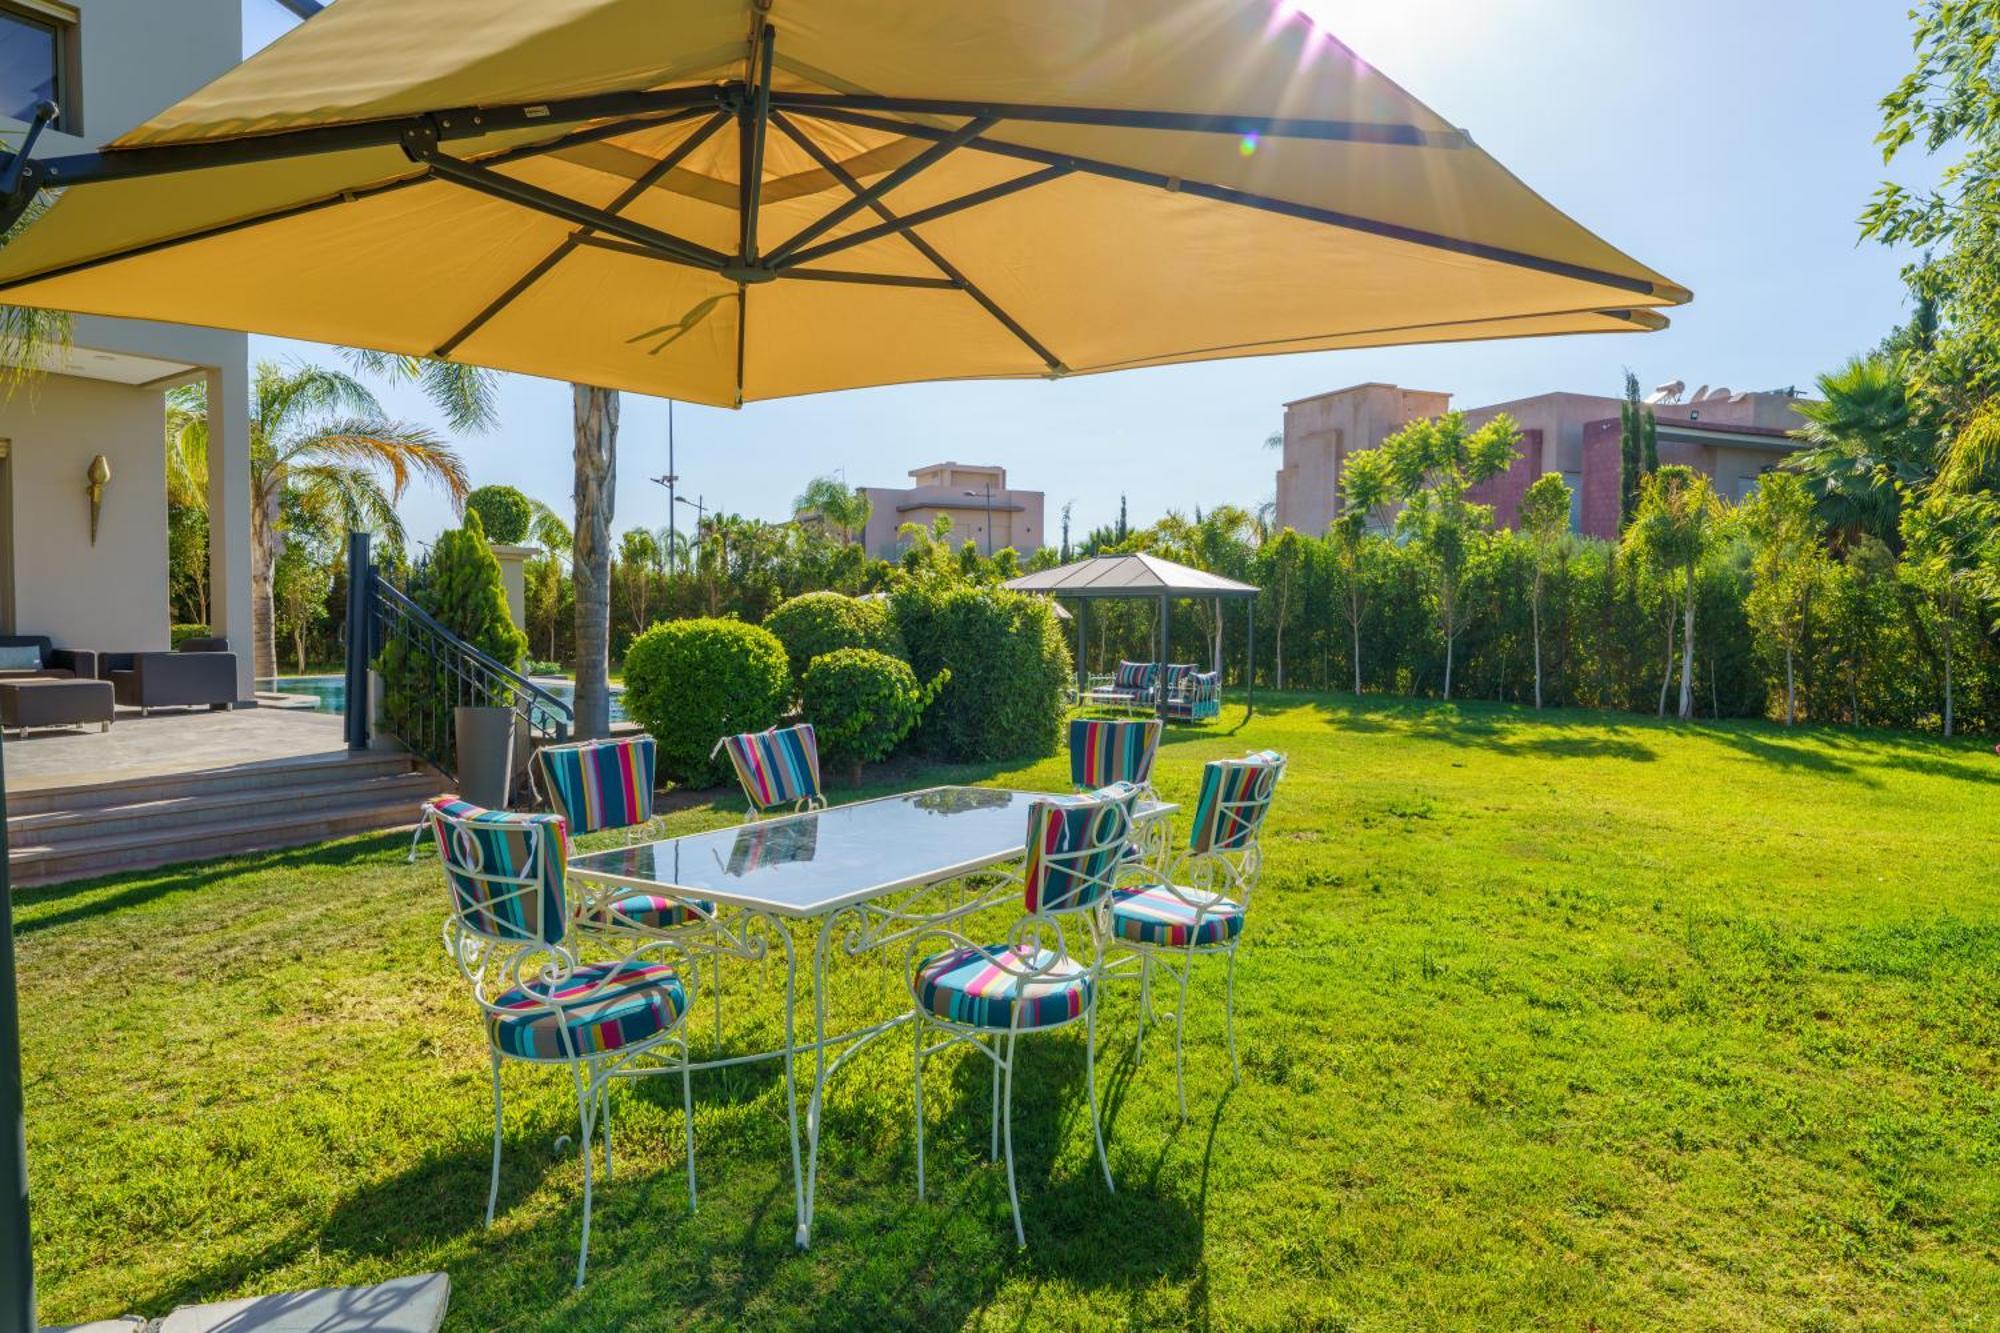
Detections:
434,110,731,357
574,235,961,288
777,164,1072,271
797,105,1671,300
769,111,1066,374
739,24,776,265
761,115,997,269
406,125,729,272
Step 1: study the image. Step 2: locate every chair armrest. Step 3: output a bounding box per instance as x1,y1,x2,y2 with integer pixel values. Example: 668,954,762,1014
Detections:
46,648,96,679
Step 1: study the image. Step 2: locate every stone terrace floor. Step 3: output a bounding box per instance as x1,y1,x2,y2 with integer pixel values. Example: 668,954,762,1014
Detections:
2,704,349,794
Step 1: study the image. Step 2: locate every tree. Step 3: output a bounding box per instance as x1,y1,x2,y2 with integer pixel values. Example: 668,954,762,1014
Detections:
464,484,534,544
1059,500,1074,562
1787,354,1937,550
1330,446,1392,694
166,362,467,680
1619,371,1646,530
794,474,873,547
1898,485,2000,737
1263,528,1306,689
1742,471,1831,725
1623,465,1725,720
1863,1,2000,490
618,527,661,633
1376,410,1522,700
572,384,618,738
1519,471,1574,710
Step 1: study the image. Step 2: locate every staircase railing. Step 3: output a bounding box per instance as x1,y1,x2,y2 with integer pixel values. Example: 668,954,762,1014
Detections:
342,532,571,781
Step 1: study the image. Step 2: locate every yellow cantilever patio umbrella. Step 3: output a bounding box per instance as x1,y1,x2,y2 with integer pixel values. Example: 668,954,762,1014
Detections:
0,0,1685,408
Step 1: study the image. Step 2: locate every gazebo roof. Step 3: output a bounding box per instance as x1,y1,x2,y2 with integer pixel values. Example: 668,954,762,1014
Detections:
1003,552,1258,600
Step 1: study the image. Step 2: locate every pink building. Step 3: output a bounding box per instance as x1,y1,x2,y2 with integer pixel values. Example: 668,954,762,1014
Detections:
1273,381,1811,540
849,462,1045,560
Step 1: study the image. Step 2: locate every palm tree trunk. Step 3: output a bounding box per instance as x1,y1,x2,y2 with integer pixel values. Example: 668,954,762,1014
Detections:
250,494,282,682
572,384,618,739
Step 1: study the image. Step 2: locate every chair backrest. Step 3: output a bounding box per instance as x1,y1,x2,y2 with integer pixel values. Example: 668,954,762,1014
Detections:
718,722,822,812
429,800,570,946
1068,717,1161,790
1024,783,1140,914
534,735,656,835
1187,751,1286,855
1164,662,1198,692
1113,660,1157,692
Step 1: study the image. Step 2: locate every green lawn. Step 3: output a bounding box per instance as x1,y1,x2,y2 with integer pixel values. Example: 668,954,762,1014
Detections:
16,695,2000,1330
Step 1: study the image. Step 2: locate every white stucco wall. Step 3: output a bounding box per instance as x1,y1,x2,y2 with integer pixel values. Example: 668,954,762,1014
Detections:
0,372,169,651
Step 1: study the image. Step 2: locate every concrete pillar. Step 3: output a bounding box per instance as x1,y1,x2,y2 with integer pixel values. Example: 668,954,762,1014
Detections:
204,363,254,701
489,543,539,633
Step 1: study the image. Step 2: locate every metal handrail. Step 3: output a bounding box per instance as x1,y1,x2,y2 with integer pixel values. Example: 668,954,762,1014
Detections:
371,574,571,780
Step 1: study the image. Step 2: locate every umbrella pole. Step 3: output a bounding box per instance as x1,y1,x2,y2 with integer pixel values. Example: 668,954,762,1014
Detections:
0,730,32,1333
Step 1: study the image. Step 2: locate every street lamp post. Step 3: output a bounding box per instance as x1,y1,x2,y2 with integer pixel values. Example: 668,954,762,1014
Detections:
962,483,995,557
648,400,679,575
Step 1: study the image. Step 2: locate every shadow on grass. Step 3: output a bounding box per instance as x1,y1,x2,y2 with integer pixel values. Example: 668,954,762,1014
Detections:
12,831,409,936
1307,694,1663,763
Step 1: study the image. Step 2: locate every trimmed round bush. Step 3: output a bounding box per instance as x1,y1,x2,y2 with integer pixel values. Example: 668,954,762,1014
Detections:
891,585,1072,762
463,484,534,545
801,648,946,782
763,591,905,688
622,617,791,787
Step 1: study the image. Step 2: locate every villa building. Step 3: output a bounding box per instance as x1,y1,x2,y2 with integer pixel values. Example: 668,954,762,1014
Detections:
850,462,1046,560
1274,380,1813,541
0,0,254,698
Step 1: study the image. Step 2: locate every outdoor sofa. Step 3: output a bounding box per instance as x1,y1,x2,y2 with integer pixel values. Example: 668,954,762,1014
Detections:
1085,659,1220,720
101,637,239,713
0,635,112,735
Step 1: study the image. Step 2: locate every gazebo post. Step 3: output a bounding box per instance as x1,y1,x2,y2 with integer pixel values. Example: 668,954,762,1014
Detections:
1074,598,1087,702
1156,592,1170,722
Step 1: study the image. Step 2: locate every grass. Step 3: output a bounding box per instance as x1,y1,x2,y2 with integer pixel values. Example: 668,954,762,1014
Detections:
16,694,2000,1330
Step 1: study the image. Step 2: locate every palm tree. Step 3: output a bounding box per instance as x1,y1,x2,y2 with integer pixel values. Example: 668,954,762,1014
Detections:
342,348,499,434
794,474,872,546
1788,354,1937,551
572,384,619,738
168,362,468,680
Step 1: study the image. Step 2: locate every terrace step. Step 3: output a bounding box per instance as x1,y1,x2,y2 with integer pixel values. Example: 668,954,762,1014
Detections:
7,753,443,888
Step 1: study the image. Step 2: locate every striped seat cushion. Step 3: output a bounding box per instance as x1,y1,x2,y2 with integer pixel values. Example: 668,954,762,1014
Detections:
585,894,713,931
1110,884,1245,948
534,737,655,835
488,960,686,1061
720,723,822,811
913,944,1092,1030
1068,717,1160,790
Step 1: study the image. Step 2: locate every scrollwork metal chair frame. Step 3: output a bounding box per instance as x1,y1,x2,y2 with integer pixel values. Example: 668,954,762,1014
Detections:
433,803,701,1288
904,786,1139,1247
1112,752,1286,1120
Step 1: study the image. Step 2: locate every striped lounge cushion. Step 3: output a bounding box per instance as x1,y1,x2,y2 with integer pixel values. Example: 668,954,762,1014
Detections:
1113,660,1156,692
487,960,686,1061
585,894,713,931
1110,884,1245,948
913,944,1092,1030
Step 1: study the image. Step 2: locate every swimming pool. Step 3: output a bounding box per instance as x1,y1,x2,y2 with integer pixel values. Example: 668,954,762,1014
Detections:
261,674,628,724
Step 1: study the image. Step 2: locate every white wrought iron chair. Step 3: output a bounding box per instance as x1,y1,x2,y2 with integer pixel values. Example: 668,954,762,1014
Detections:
905,783,1138,1247
430,799,699,1288
1109,750,1286,1120
1067,715,1169,871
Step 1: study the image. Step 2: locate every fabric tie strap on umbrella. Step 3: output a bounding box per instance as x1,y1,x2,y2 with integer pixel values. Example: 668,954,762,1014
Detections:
0,0,1686,408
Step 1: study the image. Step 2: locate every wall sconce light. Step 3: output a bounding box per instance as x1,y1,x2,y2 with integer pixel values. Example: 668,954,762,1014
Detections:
86,453,110,545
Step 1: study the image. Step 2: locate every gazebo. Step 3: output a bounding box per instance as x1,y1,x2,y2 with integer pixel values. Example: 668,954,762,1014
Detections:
1004,553,1258,720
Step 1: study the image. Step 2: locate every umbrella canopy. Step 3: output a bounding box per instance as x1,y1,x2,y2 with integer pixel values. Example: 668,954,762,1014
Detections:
1005,552,1257,599
0,0,1685,407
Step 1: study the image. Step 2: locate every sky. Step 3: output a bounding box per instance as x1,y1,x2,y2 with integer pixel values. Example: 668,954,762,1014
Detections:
242,0,1929,550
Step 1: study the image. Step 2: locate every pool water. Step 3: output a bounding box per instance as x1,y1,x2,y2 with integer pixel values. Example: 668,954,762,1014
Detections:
262,674,627,724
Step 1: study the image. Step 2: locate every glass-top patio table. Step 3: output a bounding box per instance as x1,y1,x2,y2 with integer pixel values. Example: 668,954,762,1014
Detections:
568,785,1175,1249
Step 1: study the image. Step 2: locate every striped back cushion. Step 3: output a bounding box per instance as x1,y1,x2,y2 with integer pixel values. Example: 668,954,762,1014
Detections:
1188,752,1285,854
1113,660,1157,691
430,801,569,945
1068,717,1161,790
1024,783,1139,914
720,723,822,811
1165,663,1198,692
535,736,655,834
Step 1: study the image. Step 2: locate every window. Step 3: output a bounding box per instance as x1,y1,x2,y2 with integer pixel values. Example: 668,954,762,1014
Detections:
0,3,74,130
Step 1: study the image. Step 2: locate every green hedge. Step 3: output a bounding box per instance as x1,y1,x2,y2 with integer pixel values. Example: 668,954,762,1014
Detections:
170,623,212,648
622,617,791,787
891,584,1071,761
763,591,905,688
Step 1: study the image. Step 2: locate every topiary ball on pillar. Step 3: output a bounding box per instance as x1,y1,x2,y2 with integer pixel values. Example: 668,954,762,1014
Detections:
622,617,791,787
463,484,534,546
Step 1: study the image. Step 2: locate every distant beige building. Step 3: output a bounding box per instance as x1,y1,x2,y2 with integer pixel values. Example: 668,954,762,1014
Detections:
853,462,1045,559
1274,380,1812,541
